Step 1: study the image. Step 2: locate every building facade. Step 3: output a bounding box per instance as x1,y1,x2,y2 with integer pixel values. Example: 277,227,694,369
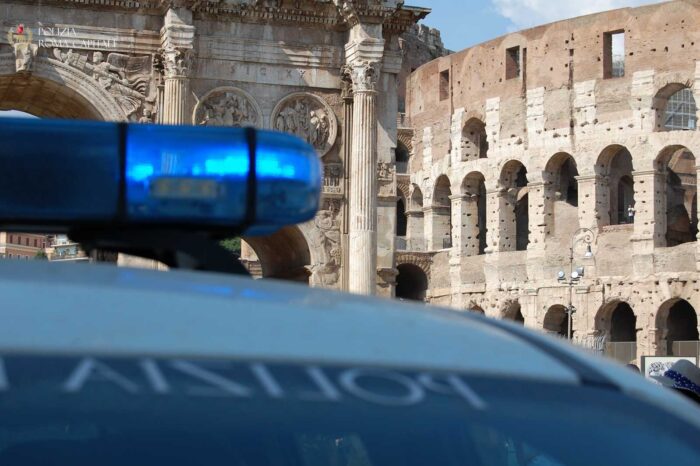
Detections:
403,0,700,363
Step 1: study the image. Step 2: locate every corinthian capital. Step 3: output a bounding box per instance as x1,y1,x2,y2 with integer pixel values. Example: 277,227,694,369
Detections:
162,47,193,79
350,61,381,93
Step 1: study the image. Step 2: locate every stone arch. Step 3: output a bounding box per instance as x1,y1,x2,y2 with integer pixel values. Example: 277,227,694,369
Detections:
395,263,428,302
543,152,579,238
0,55,126,121
193,86,263,128
499,160,529,251
431,175,452,250
543,304,570,338
655,145,698,246
653,82,697,131
596,300,637,342
596,145,635,226
242,225,313,284
656,298,699,356
461,171,487,256
397,131,413,154
460,117,488,161
502,300,525,324
396,252,431,279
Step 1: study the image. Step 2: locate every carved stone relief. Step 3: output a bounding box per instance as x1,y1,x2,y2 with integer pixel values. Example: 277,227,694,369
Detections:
193,87,262,128
52,48,155,121
378,161,396,197
271,93,338,157
307,198,342,287
13,42,38,73
322,163,343,197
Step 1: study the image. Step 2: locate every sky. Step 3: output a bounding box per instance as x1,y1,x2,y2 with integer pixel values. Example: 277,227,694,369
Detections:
419,0,664,52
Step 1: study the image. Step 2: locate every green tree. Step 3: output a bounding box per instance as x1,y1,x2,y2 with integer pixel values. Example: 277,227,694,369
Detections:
220,237,241,256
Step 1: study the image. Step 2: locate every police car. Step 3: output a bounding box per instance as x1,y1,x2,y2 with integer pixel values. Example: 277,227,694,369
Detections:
0,118,697,466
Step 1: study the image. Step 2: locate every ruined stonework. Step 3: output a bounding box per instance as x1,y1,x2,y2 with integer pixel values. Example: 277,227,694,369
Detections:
403,0,700,364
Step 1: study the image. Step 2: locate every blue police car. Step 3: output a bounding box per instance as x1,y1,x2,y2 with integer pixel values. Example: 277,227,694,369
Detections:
0,118,697,465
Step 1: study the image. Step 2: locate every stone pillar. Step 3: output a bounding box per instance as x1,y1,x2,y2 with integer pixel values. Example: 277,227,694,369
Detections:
450,194,466,308
406,210,424,251
347,61,381,295
340,68,353,292
576,175,604,230
631,170,660,276
526,181,547,281
463,196,481,256
160,7,195,125
485,188,503,254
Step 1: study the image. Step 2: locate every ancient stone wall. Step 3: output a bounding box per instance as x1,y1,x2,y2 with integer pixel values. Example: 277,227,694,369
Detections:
405,0,700,364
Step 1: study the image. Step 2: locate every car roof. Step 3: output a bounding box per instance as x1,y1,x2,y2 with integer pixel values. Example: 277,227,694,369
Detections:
3,260,700,430
0,260,578,383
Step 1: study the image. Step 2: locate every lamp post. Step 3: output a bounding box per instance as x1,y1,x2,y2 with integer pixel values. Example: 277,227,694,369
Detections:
557,228,596,340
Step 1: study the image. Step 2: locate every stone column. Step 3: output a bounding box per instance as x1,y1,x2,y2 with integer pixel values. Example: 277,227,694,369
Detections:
450,194,466,308
576,175,604,230
347,61,381,295
631,170,660,276
406,210,425,251
526,181,547,281
162,47,192,125
485,188,504,254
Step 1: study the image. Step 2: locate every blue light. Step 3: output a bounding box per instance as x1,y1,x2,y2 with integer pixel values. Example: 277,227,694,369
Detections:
0,118,322,235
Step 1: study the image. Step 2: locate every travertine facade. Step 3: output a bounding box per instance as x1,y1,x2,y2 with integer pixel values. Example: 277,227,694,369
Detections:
404,0,700,363
0,0,430,295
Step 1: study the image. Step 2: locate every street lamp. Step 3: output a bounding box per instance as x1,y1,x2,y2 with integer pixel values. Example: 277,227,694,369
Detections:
557,228,597,340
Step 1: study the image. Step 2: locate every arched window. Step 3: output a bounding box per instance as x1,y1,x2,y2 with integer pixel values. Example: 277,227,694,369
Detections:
663,87,697,131
461,118,488,161
597,146,635,226
396,264,428,302
610,303,637,342
544,153,579,238
499,161,529,252
657,146,698,246
503,302,525,325
666,300,699,356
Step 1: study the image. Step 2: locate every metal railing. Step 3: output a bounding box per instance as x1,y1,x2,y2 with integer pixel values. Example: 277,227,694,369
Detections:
672,340,700,359
605,342,637,364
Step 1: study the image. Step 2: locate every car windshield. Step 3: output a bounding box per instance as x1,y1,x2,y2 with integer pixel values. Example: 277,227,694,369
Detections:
0,355,698,466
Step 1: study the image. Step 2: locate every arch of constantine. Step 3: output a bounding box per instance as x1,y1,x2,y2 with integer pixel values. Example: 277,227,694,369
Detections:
404,0,700,362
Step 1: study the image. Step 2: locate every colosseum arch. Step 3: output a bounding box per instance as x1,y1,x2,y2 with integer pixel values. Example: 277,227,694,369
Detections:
655,145,697,247
596,300,637,343
460,118,488,161
395,263,428,302
543,304,570,338
461,171,487,256
499,160,529,251
0,56,126,121
502,300,525,324
655,298,699,356
543,153,579,238
431,175,453,250
653,82,698,132
396,140,410,174
595,145,635,226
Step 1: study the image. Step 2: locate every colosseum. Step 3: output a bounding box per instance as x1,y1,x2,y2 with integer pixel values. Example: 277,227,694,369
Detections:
401,0,700,365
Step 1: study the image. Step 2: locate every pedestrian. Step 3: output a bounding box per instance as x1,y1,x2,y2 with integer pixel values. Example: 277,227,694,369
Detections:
651,359,700,405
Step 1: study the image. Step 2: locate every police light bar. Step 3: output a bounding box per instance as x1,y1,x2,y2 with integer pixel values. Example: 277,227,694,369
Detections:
0,118,322,236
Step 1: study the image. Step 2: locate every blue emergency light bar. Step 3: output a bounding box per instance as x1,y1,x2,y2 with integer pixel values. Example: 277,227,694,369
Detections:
0,118,322,236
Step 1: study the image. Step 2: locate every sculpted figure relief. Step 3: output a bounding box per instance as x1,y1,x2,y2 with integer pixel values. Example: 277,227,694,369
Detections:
194,87,261,128
271,93,337,157
52,48,154,121
307,199,342,287
13,42,38,73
